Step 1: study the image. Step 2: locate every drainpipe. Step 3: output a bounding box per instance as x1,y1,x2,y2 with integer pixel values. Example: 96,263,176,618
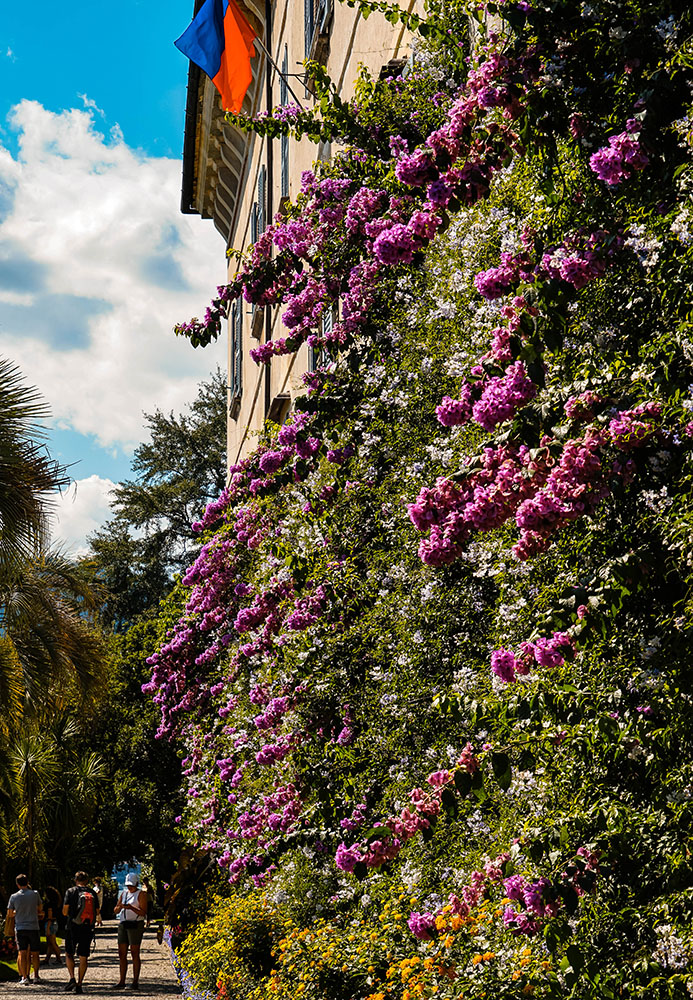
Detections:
264,0,274,419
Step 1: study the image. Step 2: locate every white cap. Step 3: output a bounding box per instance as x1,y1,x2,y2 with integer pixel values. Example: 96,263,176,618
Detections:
124,873,139,887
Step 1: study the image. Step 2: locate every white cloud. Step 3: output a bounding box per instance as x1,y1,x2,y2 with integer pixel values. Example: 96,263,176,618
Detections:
51,475,116,558
78,94,104,116
0,99,226,452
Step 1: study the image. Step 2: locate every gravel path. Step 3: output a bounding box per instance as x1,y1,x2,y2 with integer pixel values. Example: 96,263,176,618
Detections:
0,923,181,998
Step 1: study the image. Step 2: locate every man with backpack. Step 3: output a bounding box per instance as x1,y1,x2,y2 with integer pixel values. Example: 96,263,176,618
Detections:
62,872,100,994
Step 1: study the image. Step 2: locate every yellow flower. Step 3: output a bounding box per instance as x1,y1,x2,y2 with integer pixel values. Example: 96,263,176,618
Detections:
443,935,455,949
472,954,483,966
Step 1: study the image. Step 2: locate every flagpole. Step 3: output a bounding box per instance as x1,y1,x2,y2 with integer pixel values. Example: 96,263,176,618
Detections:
263,0,273,421
253,35,306,109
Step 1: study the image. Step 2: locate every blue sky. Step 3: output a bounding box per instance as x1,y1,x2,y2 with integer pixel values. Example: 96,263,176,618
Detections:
1,1,194,160
0,1,226,553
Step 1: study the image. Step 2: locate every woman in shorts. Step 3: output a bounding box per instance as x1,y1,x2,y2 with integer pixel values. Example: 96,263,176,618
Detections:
114,874,146,990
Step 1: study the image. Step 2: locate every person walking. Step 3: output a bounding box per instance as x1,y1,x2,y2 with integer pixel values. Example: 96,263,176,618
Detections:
42,885,63,966
91,879,104,927
141,877,153,928
114,873,147,990
62,871,100,994
6,874,44,986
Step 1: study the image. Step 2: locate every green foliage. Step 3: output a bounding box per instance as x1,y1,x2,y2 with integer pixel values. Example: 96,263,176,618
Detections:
73,586,187,880
86,368,227,628
164,1,693,998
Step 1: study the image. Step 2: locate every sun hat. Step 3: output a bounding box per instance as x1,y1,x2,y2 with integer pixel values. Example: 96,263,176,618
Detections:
124,873,139,887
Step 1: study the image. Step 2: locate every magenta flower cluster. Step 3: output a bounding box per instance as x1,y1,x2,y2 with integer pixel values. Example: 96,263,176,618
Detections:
177,33,542,360
335,745,479,872
490,630,575,684
589,118,649,186
411,401,665,567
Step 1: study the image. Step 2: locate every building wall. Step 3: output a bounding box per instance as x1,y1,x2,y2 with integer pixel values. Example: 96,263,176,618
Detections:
180,0,421,466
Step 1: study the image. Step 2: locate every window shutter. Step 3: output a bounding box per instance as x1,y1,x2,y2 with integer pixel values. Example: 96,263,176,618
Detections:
281,134,289,199
230,303,238,398
234,299,243,398
280,46,288,106
257,165,266,235
304,0,314,58
321,307,333,339
280,48,289,199
250,202,258,244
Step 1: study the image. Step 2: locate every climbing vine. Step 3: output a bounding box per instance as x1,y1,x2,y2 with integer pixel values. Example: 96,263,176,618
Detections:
158,1,693,997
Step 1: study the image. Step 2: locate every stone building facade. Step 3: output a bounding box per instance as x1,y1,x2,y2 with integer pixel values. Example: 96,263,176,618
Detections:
180,0,419,464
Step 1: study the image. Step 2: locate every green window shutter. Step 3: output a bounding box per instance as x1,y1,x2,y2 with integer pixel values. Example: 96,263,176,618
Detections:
257,165,266,235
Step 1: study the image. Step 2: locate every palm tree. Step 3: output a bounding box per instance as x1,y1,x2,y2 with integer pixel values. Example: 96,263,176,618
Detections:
0,550,107,708
0,358,109,882
0,357,69,587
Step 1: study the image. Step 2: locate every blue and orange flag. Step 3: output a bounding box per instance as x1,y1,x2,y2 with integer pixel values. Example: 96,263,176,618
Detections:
175,0,257,114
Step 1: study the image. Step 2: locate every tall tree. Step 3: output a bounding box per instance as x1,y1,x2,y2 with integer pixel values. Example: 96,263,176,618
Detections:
0,357,68,585
87,368,227,628
0,358,108,885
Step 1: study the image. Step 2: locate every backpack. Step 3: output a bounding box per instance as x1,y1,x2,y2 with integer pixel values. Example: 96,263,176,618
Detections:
72,887,96,926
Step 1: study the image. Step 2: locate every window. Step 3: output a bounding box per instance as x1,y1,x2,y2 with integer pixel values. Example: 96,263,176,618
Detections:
257,164,266,235
280,46,289,200
305,0,333,61
304,0,315,59
230,301,243,412
309,307,334,371
249,167,265,246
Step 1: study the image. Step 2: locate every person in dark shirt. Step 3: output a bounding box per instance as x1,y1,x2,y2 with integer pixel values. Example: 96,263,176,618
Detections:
62,872,100,994
42,885,63,966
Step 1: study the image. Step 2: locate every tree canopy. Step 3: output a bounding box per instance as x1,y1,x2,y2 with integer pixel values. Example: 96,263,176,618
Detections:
86,368,227,628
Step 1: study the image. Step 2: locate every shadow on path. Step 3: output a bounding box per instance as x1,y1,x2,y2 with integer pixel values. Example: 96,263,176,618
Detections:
0,922,181,998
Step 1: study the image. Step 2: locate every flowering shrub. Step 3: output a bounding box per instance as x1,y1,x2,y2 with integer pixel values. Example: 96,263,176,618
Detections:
175,893,289,999
155,0,693,997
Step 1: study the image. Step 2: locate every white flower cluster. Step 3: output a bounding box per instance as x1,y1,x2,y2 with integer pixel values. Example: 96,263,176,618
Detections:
653,924,690,969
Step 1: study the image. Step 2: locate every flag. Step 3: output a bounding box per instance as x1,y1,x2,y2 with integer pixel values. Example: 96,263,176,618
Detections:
175,0,257,115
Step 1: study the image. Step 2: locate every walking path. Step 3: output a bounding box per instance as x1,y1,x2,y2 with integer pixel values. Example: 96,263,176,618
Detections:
1,923,181,998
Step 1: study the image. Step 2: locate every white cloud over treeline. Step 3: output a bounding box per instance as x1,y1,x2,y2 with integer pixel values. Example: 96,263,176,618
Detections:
51,476,116,559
